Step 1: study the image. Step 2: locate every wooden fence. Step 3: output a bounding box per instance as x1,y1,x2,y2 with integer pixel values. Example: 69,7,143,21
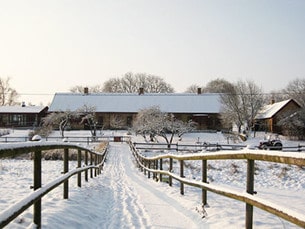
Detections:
0,141,108,228
129,142,305,228
133,142,305,152
133,142,247,152
0,135,130,144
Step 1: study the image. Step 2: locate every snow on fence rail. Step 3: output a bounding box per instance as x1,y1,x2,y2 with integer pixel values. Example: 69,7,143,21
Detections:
0,135,130,144
133,142,305,152
0,142,108,228
129,142,305,229
133,142,247,151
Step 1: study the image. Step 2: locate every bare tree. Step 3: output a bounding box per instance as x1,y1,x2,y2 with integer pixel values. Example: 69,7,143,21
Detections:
185,84,201,93
283,78,305,107
0,77,19,105
185,79,234,94
102,78,123,93
102,72,174,93
133,106,196,148
70,85,103,93
203,78,234,93
264,89,289,104
220,86,243,132
220,80,264,133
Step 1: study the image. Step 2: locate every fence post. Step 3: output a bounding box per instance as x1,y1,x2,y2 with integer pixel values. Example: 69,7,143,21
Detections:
90,152,93,178
100,154,103,173
169,158,173,186
180,160,184,195
98,154,102,174
33,150,42,228
153,160,157,181
246,159,255,229
143,159,147,175
148,161,151,179
139,157,143,171
63,148,69,199
85,150,88,182
77,149,82,187
202,159,207,205
94,154,98,177
159,158,163,182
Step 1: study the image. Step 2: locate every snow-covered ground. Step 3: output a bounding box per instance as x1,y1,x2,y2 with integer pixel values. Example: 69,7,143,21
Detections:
0,130,305,228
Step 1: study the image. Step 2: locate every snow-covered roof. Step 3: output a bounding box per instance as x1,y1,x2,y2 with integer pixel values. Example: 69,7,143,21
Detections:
0,105,47,114
255,99,295,119
49,93,221,114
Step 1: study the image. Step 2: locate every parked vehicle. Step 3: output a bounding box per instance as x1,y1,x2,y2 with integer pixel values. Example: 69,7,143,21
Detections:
258,135,283,150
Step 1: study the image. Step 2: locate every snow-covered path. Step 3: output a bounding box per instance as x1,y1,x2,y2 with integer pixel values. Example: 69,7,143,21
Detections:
41,142,205,229
2,130,305,228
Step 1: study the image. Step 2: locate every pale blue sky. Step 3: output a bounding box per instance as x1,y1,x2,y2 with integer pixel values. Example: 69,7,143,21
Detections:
0,0,304,105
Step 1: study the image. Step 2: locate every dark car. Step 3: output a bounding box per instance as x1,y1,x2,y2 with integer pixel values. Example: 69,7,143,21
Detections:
258,135,283,150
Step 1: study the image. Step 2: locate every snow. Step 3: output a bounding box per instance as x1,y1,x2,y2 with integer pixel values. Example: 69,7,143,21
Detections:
0,130,305,228
0,106,47,114
49,93,221,113
255,99,292,119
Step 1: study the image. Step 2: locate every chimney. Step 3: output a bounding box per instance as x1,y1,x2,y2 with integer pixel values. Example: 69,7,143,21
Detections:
197,88,202,95
84,87,89,95
139,87,144,95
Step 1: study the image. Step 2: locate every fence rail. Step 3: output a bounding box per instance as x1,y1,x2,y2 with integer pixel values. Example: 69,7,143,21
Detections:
129,141,305,228
0,135,130,144
133,142,247,151
0,141,108,228
133,142,305,152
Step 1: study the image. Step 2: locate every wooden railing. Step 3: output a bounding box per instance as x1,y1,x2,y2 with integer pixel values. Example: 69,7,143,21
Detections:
0,141,108,228
133,142,247,151
0,135,130,144
133,142,305,152
129,142,305,228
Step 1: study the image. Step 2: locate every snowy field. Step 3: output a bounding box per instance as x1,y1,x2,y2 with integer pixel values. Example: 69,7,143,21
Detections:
0,129,305,228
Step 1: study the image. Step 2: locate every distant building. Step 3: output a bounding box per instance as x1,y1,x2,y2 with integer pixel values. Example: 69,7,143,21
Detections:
49,88,222,130
0,104,48,128
255,99,301,133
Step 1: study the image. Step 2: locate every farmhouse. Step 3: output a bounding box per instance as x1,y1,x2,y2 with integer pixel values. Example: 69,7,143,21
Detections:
48,89,222,130
255,99,301,133
0,104,48,128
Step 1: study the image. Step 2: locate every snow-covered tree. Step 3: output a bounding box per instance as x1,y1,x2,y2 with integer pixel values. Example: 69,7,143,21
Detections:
77,105,97,137
42,111,76,137
42,105,97,138
133,106,161,142
133,106,197,148
109,114,125,129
